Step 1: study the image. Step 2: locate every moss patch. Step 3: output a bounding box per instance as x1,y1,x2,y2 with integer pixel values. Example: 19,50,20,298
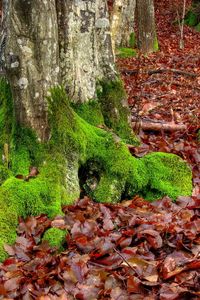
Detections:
195,22,200,31
129,32,136,48
42,228,67,250
97,79,139,145
116,47,137,58
71,100,104,127
142,152,192,200
153,37,159,52
185,10,198,26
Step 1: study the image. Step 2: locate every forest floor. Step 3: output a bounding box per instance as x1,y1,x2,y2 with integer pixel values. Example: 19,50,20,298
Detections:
118,0,200,198
0,1,200,299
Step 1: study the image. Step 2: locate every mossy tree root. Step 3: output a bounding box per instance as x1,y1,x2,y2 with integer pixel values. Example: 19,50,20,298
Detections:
0,82,192,261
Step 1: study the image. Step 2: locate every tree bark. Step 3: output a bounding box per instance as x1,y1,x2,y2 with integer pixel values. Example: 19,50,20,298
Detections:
136,0,158,54
4,0,60,141
2,0,133,142
110,0,136,52
56,0,116,104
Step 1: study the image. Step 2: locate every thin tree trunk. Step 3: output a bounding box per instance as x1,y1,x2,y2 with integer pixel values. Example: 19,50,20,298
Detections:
110,0,136,52
136,0,158,54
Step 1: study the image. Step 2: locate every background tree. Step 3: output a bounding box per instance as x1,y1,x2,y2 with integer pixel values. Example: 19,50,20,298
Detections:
0,0,192,261
110,0,136,52
136,0,158,54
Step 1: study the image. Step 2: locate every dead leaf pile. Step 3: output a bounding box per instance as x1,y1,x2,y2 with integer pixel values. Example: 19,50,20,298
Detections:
0,196,199,299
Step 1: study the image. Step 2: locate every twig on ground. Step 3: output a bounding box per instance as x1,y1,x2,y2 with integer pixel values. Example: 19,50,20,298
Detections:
132,117,187,132
121,68,197,77
113,247,137,274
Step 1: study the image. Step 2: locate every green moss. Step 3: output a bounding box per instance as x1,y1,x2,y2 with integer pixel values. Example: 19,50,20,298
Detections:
42,228,67,250
0,78,13,161
153,37,159,52
97,79,139,145
197,130,200,141
0,84,193,261
93,174,124,203
195,22,200,31
116,47,137,58
185,10,198,26
129,32,136,48
0,223,17,261
142,152,192,200
71,101,104,126
0,165,11,185
0,84,79,260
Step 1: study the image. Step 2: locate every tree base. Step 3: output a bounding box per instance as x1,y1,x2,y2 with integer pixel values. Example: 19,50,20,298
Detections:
0,83,192,261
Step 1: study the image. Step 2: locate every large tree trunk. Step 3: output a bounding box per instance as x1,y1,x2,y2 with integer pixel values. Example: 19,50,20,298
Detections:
110,0,136,52
136,0,158,54
3,0,132,141
0,0,192,261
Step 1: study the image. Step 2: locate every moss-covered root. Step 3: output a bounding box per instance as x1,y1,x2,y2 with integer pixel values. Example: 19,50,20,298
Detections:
93,172,126,203
97,79,139,145
0,85,193,261
141,152,193,200
42,228,67,250
116,47,136,58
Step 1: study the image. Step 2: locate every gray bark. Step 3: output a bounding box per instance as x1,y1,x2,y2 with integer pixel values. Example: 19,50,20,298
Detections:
136,0,158,54
110,0,136,51
4,0,59,141
56,0,116,104
1,0,117,140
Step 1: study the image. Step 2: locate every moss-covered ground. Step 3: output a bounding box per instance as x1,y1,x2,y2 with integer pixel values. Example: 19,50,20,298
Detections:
116,47,137,58
184,3,200,31
42,228,67,250
0,79,192,261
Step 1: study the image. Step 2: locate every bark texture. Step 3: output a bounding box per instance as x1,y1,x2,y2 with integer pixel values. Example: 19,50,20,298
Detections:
136,0,158,54
4,0,59,141
2,0,118,140
56,0,116,103
110,0,136,51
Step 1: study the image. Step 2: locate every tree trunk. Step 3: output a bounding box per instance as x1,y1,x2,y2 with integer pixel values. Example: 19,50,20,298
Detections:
0,0,192,261
110,0,136,52
136,0,158,54
4,0,59,141
2,0,132,142
56,0,116,103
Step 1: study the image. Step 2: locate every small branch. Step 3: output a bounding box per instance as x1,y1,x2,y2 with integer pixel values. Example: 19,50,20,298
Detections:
121,68,197,78
113,247,137,273
142,78,200,92
132,117,187,132
179,0,186,49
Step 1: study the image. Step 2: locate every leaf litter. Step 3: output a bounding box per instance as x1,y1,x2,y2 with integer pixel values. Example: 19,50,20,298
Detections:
0,195,199,299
